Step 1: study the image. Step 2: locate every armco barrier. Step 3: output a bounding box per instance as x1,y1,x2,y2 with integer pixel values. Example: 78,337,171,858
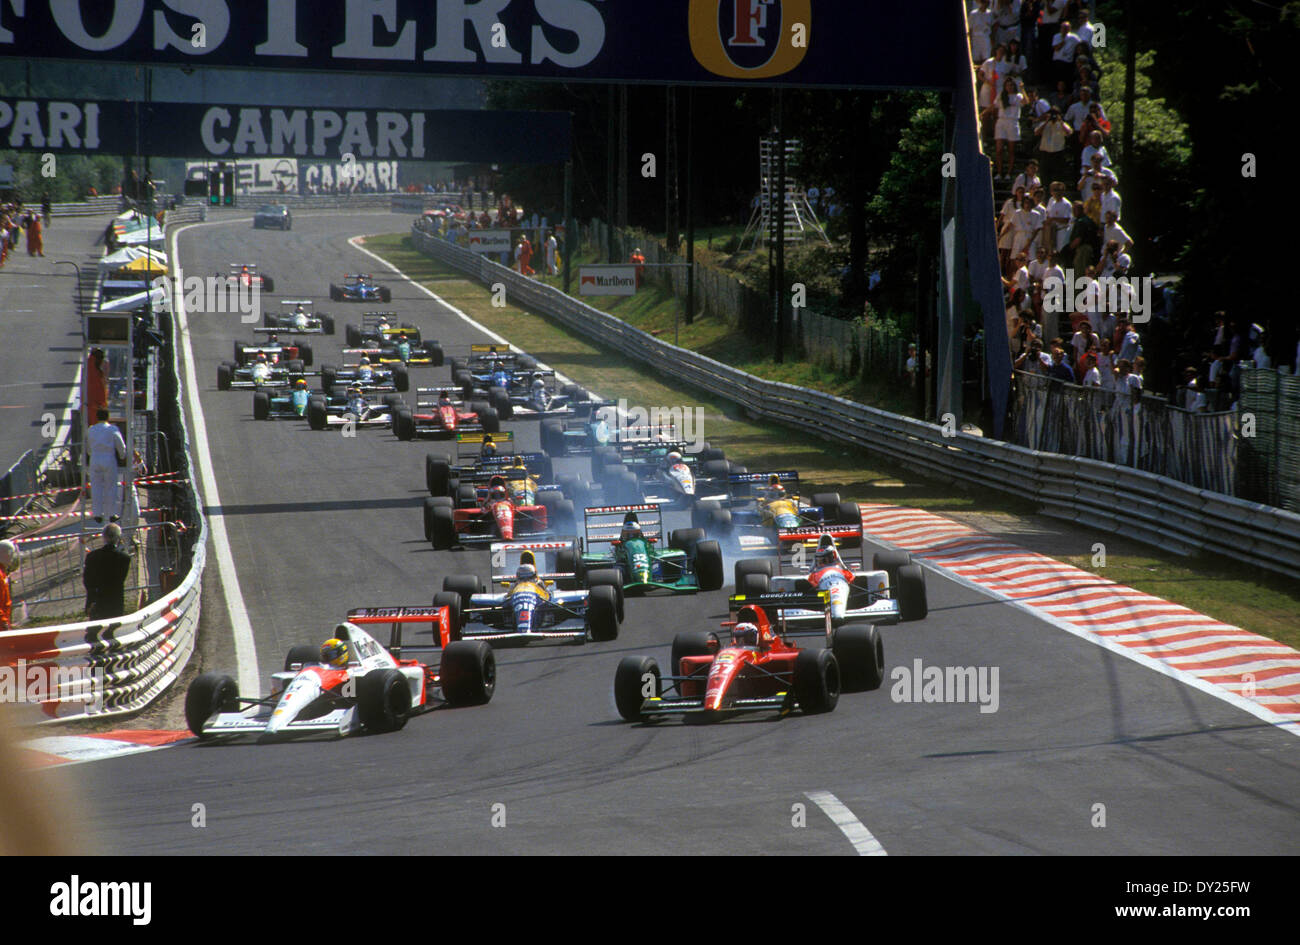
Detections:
409,223,1300,581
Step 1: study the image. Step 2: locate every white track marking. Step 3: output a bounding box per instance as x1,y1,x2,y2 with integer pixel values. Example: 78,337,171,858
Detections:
169,219,261,696
805,791,888,855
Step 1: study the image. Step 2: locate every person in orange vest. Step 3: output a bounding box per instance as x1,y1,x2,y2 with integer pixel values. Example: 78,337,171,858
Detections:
519,235,535,276
85,347,109,427
630,247,646,287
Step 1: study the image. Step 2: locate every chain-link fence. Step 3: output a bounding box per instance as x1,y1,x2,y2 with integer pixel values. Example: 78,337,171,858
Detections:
1238,366,1300,512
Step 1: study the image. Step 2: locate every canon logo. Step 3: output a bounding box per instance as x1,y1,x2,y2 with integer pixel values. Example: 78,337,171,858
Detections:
0,0,607,68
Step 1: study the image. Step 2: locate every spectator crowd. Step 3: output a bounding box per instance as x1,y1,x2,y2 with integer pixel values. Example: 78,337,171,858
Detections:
970,2,1284,413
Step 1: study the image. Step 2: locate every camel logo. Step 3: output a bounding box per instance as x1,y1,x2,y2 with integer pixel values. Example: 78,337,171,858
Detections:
688,0,810,79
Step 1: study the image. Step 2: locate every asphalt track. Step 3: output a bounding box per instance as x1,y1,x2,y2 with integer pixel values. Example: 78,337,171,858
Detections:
42,211,1300,854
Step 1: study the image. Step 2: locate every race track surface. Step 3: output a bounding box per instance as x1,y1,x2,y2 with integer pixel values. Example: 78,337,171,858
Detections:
43,212,1300,855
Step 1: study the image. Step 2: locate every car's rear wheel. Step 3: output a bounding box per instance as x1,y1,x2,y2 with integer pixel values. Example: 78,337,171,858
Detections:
380,287,392,303
541,419,564,456
585,568,624,622
614,656,660,722
442,574,480,610
488,385,513,419
345,324,361,347
284,645,319,672
394,408,415,441
426,453,452,495
423,496,453,541
897,564,928,621
217,362,233,391
586,584,619,641
734,558,773,587
440,640,495,706
307,396,327,430
793,648,840,714
295,342,312,367
479,406,500,434
694,540,724,591
873,551,913,592
832,625,884,692
707,507,732,537
738,572,769,596
392,364,410,392
425,342,444,366
358,668,411,733
670,631,718,677
252,391,270,420
321,315,335,335
429,506,456,549
456,483,478,508
185,673,239,738
669,527,705,554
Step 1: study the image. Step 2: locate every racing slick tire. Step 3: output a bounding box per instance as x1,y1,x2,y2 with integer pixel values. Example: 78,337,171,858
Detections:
217,362,233,391
478,406,501,434
286,359,305,375
488,385,513,419
872,551,913,591
284,645,320,672
425,342,444,366
381,393,402,411
264,312,280,328
694,540,724,591
429,506,456,548
448,357,464,377
592,446,620,469
346,323,361,347
456,483,478,508
454,371,474,398
440,640,496,707
379,287,393,303
517,355,538,371
692,499,721,531
832,625,885,692
734,558,774,586
252,391,270,420
322,315,336,335
698,446,726,463
394,408,415,441
358,668,411,733
586,584,620,642
426,453,453,495
295,343,313,367
556,546,581,590
424,497,454,541
811,492,842,511
669,527,706,554
432,591,463,643
261,276,275,293
738,572,769,596
233,340,250,364
707,507,733,537
586,568,624,622
614,656,661,722
896,564,928,621
307,396,328,431
553,498,576,535
837,501,862,527
442,574,481,610
185,673,240,738
541,419,564,456
670,631,719,676
330,284,343,301
701,459,731,480
321,364,338,395
793,648,841,715
392,364,410,392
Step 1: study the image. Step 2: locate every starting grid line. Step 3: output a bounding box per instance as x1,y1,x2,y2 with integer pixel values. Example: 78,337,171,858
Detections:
857,504,1300,733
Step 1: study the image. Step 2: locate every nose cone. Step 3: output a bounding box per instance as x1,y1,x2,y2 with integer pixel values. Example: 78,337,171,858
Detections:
265,672,322,734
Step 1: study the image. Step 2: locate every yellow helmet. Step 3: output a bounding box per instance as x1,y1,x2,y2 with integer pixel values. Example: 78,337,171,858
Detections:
320,638,349,667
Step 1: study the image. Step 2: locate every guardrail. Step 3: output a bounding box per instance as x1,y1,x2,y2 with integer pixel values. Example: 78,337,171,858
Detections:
49,195,123,217
409,222,1300,581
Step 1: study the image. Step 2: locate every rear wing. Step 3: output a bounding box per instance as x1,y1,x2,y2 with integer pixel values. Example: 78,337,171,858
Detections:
469,343,516,356
416,386,468,404
228,263,258,272
489,540,578,583
280,299,313,309
584,503,663,545
345,605,455,654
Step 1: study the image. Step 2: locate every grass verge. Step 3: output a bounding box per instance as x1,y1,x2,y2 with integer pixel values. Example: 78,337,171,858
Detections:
364,232,1300,650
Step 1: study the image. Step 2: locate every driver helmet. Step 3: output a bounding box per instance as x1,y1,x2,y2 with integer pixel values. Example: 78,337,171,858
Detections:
256,352,268,362
515,561,537,582
732,622,759,647
359,356,370,365
666,450,683,467
294,378,307,388
621,517,642,541
814,533,840,568
532,376,545,390
490,484,508,503
439,389,452,403
348,385,363,399
481,435,497,455
320,637,349,667
512,455,526,470
294,304,305,314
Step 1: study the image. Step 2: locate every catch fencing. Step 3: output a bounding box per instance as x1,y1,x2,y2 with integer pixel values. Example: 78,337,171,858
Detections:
1010,372,1238,495
1238,367,1300,512
410,221,1300,581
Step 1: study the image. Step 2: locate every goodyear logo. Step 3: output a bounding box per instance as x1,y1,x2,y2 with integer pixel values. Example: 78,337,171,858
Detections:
688,0,810,79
